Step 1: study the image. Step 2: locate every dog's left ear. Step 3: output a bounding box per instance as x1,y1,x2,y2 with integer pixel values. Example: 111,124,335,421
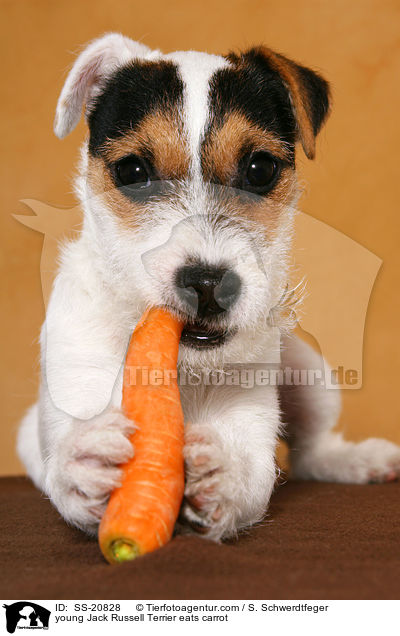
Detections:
54,33,155,139
231,47,331,159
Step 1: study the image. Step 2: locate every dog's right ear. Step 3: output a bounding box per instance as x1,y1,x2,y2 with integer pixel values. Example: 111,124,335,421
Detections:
227,47,331,160
54,33,155,139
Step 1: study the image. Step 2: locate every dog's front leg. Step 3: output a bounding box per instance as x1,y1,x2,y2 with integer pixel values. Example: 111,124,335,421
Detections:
178,381,280,541
40,391,135,535
18,260,138,535
36,341,135,535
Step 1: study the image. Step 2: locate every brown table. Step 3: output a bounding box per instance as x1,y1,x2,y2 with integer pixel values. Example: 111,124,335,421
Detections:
1,476,399,600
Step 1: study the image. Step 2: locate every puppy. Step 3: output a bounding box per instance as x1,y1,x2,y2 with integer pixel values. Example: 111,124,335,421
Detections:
17,33,400,540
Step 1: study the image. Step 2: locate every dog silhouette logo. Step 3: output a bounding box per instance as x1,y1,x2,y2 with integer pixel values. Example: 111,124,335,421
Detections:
2,602,50,633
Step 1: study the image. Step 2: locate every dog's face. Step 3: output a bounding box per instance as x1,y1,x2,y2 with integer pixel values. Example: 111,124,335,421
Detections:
55,34,330,367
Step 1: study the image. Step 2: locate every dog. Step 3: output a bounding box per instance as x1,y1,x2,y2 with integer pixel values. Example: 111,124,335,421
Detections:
17,33,400,541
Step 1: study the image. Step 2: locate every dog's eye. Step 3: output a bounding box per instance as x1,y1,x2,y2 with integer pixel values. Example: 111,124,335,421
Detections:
243,152,280,193
114,155,151,188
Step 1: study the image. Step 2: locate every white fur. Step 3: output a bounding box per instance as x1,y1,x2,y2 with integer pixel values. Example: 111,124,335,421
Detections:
18,33,400,541
164,50,228,174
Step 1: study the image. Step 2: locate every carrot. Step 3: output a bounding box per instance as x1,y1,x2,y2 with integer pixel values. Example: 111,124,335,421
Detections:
98,307,185,564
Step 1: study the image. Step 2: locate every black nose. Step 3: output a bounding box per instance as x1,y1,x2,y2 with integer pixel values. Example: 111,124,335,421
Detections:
175,264,241,319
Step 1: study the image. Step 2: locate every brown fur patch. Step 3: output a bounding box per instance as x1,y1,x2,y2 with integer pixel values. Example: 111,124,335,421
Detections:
237,166,299,238
100,110,190,180
88,110,190,228
202,110,292,184
201,110,298,238
87,155,145,228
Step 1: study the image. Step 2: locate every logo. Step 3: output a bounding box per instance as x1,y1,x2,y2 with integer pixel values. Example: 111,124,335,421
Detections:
3,603,50,633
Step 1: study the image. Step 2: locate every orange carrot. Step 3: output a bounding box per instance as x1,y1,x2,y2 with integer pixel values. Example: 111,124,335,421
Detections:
98,307,184,564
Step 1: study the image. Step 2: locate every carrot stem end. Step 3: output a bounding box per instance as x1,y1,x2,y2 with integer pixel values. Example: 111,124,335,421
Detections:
109,538,140,563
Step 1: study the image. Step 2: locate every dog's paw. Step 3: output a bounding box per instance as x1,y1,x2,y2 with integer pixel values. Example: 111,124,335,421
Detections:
179,425,242,541
45,408,135,534
352,438,400,484
291,432,400,485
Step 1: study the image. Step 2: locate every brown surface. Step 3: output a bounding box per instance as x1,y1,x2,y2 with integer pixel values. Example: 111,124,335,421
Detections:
2,0,400,475
1,476,399,600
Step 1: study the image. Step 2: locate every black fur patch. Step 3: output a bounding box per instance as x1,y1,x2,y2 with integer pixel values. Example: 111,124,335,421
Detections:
206,59,297,162
234,48,330,138
205,48,330,165
88,61,183,156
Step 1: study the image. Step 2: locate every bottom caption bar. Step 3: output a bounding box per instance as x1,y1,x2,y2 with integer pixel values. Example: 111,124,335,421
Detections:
1,599,398,633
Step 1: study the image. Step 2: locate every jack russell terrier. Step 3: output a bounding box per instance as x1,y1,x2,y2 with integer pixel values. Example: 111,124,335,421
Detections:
17,33,400,540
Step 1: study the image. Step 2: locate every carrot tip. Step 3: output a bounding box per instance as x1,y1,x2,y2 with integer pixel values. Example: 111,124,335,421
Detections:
109,538,140,563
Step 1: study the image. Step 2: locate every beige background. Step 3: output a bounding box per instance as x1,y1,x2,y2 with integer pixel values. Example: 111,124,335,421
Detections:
1,0,400,475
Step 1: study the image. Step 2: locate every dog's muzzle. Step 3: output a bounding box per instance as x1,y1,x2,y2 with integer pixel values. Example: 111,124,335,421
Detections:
175,263,241,348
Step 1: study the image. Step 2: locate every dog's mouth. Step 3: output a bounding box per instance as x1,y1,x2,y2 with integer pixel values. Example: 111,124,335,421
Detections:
180,321,236,349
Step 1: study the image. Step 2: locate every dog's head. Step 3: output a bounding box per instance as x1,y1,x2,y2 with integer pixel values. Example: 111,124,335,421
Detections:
55,33,330,366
